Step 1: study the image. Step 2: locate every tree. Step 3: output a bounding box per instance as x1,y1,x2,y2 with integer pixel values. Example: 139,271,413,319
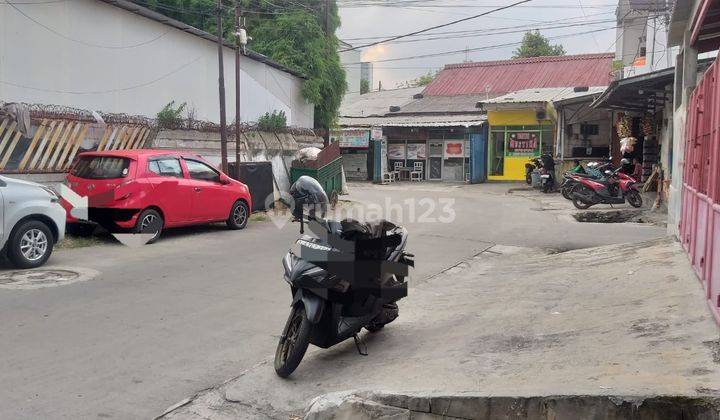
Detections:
136,1,346,131
396,70,439,88
249,10,345,130
513,31,566,59
360,79,370,94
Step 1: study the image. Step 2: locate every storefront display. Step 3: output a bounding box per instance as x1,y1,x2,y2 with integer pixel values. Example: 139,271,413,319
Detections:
406,143,427,160
388,143,406,160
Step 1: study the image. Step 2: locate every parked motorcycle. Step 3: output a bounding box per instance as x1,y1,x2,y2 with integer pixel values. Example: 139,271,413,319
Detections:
539,154,556,194
274,176,414,378
571,168,643,209
525,157,542,185
560,162,613,200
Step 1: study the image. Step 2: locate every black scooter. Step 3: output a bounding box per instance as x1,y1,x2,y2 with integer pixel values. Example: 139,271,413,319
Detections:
274,208,413,377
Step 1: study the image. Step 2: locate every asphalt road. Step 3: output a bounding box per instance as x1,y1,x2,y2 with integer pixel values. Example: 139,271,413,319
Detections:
0,183,666,419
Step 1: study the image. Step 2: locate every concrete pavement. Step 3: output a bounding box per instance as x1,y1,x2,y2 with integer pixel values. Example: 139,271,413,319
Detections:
0,182,668,419
161,239,720,420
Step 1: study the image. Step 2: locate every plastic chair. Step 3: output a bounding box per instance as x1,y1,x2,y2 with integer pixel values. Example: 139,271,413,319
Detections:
411,162,423,181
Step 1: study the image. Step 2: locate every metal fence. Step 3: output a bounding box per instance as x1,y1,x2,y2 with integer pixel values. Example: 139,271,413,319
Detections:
680,54,720,324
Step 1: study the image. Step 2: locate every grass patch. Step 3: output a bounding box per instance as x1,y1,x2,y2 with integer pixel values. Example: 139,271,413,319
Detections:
57,234,113,249
250,212,269,222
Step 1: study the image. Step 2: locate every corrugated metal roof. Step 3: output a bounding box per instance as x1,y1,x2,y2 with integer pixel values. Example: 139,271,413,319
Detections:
339,114,486,128
394,94,486,114
423,53,614,97
339,87,424,117
481,87,607,105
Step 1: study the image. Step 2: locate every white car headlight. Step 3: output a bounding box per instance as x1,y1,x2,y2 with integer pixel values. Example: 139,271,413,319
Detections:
40,186,59,203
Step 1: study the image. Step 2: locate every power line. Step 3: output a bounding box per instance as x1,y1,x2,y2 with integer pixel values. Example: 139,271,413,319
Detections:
354,19,619,46
340,11,615,42
6,0,173,48
344,26,620,65
339,0,534,52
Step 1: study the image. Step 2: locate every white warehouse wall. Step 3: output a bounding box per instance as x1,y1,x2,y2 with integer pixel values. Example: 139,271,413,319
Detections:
0,0,314,128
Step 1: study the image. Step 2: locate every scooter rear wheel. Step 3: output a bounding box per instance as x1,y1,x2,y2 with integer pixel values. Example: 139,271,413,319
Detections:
274,305,313,378
571,185,593,210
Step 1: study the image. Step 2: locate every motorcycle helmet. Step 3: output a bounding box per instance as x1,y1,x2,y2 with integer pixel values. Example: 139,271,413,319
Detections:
620,158,630,165
289,176,328,219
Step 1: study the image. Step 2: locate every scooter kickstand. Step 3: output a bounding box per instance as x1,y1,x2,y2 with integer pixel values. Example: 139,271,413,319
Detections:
353,334,368,356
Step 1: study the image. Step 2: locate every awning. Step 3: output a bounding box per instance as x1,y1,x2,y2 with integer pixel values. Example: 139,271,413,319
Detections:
590,67,675,111
339,114,486,128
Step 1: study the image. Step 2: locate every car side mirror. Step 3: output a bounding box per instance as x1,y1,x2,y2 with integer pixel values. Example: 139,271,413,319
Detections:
219,175,231,185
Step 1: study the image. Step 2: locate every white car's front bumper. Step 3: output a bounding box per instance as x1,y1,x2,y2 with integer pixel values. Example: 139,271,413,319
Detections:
47,202,67,243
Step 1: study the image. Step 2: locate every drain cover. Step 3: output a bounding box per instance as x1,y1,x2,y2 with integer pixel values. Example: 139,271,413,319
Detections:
0,268,98,290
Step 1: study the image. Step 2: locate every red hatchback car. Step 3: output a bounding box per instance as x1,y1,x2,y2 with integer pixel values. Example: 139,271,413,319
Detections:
64,150,252,243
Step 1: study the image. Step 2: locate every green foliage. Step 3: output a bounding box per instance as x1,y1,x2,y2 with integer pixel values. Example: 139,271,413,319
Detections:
137,1,346,131
612,59,624,71
257,110,287,131
250,10,345,130
513,31,566,59
156,101,187,128
360,79,370,95
396,70,439,88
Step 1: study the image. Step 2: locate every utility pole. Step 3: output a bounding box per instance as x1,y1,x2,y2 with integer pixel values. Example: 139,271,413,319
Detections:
216,0,228,173
234,2,242,180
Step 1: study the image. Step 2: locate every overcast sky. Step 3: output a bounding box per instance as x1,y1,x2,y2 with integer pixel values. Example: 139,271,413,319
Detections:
337,0,620,89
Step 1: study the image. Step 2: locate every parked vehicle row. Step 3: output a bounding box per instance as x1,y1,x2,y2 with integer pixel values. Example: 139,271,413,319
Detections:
2,149,253,268
560,159,643,209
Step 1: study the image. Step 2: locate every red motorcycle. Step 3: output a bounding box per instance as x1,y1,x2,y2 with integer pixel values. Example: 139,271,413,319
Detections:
570,168,643,210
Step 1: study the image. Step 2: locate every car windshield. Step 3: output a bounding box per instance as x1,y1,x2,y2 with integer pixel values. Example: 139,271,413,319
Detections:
71,156,130,179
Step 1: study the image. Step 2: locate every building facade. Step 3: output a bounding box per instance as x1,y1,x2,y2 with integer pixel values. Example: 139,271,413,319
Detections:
0,0,313,127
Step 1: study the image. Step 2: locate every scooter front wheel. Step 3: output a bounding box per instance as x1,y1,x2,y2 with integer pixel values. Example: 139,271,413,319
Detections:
626,190,643,208
274,304,313,378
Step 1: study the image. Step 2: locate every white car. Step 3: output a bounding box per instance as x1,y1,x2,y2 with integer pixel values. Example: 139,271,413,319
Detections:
0,176,66,269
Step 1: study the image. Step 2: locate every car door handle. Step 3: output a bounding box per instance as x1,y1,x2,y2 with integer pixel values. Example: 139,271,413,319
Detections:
194,187,202,192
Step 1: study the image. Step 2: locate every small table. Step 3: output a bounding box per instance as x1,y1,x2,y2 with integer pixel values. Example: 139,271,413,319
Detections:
398,167,412,181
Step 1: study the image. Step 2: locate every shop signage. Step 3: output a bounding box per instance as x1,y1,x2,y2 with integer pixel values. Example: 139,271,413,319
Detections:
507,132,538,156
371,127,383,140
407,144,427,160
445,141,464,158
388,143,406,159
339,130,370,148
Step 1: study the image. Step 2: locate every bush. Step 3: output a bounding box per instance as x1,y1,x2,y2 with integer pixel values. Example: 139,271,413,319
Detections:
157,101,187,129
257,110,287,131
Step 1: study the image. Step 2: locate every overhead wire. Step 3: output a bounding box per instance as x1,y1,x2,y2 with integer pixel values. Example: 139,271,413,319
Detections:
5,0,173,49
338,0,535,52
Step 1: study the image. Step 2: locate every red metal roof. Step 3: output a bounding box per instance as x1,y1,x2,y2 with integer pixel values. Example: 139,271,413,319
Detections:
422,53,614,97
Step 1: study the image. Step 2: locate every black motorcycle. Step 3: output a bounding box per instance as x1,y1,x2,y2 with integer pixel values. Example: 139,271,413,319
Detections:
274,176,414,378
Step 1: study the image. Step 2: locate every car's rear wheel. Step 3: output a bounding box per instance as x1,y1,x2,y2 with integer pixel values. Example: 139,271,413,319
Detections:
226,200,249,230
135,209,163,244
7,220,54,269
